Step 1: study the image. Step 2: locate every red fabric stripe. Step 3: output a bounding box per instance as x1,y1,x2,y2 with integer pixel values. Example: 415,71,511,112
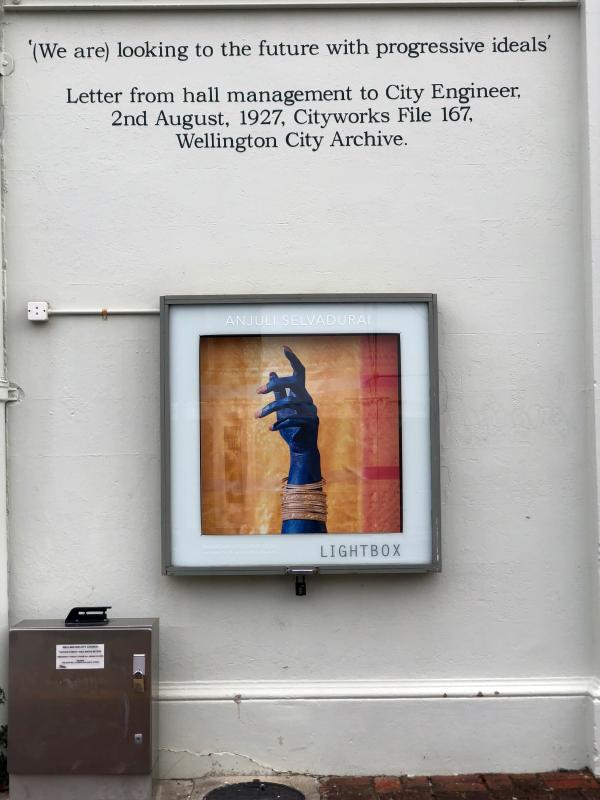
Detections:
362,466,401,481
360,335,402,532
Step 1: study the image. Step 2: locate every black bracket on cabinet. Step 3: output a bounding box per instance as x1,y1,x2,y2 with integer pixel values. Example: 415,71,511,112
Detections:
65,606,111,626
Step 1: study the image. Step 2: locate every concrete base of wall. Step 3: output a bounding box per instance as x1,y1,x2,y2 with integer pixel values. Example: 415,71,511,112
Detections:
9,774,153,800
157,678,598,778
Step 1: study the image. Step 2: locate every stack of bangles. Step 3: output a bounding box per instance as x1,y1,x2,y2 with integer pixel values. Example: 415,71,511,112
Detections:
281,478,328,523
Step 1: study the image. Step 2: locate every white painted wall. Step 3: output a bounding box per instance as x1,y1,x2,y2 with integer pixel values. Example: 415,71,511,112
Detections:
3,0,598,776
581,0,600,774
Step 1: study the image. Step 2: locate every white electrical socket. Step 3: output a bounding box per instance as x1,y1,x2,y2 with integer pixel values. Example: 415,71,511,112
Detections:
27,301,49,322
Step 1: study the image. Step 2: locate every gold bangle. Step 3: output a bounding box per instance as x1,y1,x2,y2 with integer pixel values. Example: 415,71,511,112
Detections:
281,510,328,523
281,479,327,524
281,478,326,491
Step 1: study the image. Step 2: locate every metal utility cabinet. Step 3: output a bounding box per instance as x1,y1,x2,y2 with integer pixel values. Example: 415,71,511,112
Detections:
8,616,158,800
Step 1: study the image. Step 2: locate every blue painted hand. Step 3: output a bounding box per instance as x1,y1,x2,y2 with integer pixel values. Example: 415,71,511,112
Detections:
256,346,326,534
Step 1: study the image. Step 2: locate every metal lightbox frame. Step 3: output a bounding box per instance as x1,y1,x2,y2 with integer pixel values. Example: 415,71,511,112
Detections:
161,294,440,576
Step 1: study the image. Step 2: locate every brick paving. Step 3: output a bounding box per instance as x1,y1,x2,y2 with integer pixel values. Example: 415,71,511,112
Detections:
319,771,600,800
154,770,600,800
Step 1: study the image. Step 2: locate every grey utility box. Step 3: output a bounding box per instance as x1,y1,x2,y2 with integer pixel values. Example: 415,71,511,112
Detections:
8,615,158,800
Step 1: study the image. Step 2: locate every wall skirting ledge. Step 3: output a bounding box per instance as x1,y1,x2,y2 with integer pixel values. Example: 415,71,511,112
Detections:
155,676,600,778
159,676,598,702
2,0,580,10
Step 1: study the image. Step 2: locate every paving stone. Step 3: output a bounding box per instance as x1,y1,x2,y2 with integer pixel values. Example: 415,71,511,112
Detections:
431,776,486,793
459,793,489,800
433,791,476,800
483,775,514,792
375,777,403,795
395,788,434,800
542,773,599,791
320,776,375,800
403,778,431,789
510,775,546,792
510,793,552,800
155,779,195,800
551,792,587,800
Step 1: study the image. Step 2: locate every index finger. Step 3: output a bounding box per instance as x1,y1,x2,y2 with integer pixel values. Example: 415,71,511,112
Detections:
283,346,305,378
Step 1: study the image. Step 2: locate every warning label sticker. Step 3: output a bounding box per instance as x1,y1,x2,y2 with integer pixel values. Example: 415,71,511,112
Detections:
56,643,105,669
